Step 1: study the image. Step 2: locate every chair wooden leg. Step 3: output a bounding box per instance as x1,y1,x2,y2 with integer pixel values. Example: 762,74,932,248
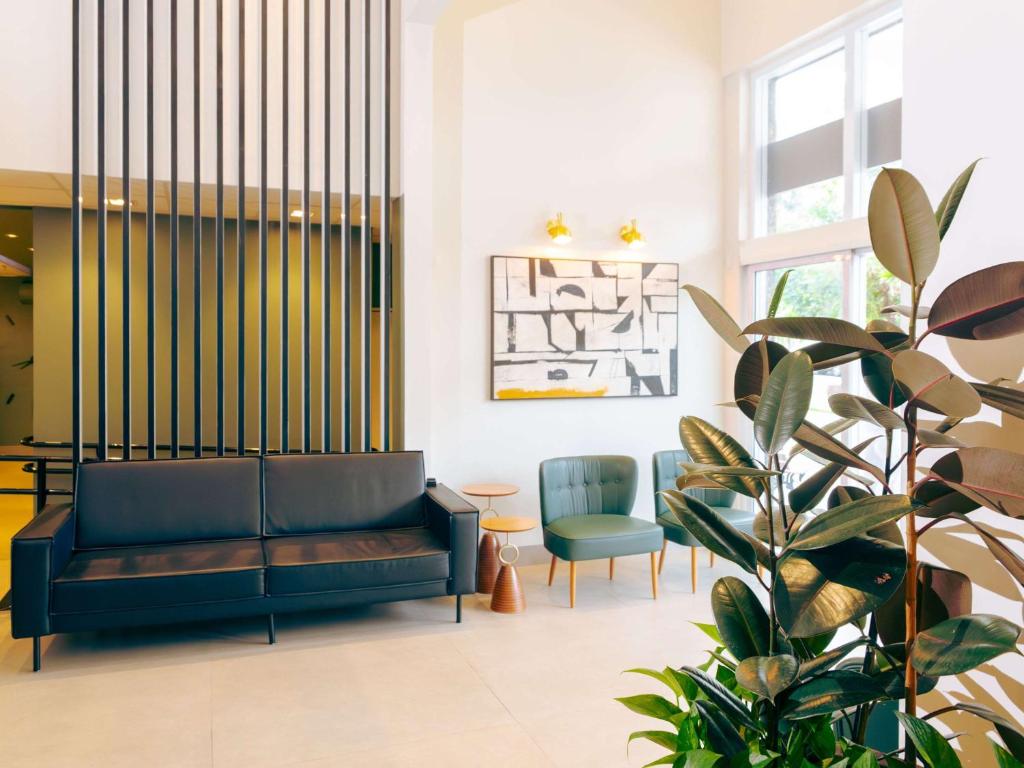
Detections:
691,547,698,593
650,552,658,599
569,561,577,608
548,555,558,586
658,540,667,574
609,558,615,580
709,551,715,567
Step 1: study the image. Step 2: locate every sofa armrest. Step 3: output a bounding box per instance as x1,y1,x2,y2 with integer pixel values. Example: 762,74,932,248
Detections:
11,503,75,639
425,485,479,595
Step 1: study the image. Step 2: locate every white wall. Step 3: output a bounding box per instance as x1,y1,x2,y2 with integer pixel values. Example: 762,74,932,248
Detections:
403,0,726,544
0,0,396,196
902,0,1024,756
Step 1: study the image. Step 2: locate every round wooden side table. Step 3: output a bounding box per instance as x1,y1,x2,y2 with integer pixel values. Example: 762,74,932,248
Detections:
480,516,537,614
461,483,519,595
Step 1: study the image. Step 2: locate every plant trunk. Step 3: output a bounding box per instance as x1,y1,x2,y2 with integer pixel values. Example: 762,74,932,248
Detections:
904,410,919,762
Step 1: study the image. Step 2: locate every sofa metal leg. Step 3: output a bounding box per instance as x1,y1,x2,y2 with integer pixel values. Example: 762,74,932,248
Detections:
267,614,276,645
456,594,462,623
32,636,41,672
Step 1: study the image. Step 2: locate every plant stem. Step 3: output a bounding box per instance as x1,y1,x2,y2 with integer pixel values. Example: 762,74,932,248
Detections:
904,284,922,761
765,455,780,752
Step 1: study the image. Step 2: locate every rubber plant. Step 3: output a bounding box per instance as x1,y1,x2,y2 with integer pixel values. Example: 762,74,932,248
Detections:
618,163,1024,767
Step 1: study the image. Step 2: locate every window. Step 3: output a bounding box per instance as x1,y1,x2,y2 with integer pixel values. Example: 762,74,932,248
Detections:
748,251,905,501
753,6,903,236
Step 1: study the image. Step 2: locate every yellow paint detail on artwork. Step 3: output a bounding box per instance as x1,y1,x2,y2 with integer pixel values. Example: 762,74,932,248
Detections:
496,387,608,400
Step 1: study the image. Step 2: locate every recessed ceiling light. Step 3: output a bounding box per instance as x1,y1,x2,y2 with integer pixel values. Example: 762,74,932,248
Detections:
290,209,304,218
107,197,126,206
5,233,17,239
28,247,34,252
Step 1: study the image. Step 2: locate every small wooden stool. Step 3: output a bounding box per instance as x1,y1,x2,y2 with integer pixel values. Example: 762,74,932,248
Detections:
480,516,537,614
461,483,519,595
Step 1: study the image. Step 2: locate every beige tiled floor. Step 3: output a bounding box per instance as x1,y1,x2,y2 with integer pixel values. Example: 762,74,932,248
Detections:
0,551,746,767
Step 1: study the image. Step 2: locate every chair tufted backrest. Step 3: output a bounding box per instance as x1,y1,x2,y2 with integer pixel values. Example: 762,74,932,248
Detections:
652,449,737,517
539,455,638,526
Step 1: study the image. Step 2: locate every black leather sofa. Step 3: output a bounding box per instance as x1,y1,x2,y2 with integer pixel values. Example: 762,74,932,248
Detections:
10,451,478,671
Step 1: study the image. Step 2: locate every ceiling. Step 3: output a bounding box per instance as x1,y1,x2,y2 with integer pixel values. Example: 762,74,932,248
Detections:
0,206,32,276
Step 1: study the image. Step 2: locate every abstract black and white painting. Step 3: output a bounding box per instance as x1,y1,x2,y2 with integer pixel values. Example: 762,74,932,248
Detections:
491,256,678,399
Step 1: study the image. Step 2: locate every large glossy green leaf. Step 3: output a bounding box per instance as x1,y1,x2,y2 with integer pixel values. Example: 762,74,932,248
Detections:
616,694,683,723
796,638,866,679
950,703,1024,761
892,350,982,418
935,158,981,240
662,491,759,574
711,576,770,661
945,512,1024,588
875,562,972,646
916,429,968,448
682,666,758,731
792,422,888,486
780,670,886,720
775,536,907,637
882,304,931,319
786,495,915,551
752,509,806,544
693,700,746,756
682,284,749,354
861,346,909,409
972,381,1024,421
626,730,678,752
895,713,962,768
828,393,905,430
734,340,788,420
804,330,908,373
754,351,813,455
735,654,798,701
789,461,846,515
744,317,888,354
912,480,980,518
926,262,1024,340
868,168,940,286
911,614,1023,676
827,485,871,508
929,447,1024,518
678,416,762,497
994,741,1024,768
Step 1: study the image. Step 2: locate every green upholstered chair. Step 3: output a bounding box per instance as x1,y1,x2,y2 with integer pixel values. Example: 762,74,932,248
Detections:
652,449,757,592
540,455,663,607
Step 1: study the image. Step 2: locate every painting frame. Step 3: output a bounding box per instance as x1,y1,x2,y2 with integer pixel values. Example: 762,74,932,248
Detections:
490,255,679,401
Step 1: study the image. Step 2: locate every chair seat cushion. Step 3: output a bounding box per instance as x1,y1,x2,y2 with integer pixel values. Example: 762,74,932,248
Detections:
658,507,756,547
52,539,265,614
265,527,450,596
544,514,663,561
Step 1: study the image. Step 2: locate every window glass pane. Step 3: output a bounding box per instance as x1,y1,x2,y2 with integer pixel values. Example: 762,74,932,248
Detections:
768,176,844,235
768,47,845,141
864,254,903,322
865,21,903,109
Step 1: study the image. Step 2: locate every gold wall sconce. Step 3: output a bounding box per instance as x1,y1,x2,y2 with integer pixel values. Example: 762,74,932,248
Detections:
546,212,572,245
619,218,645,249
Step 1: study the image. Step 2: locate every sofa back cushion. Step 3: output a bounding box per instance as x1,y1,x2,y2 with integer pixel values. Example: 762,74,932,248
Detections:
75,457,262,549
263,452,426,535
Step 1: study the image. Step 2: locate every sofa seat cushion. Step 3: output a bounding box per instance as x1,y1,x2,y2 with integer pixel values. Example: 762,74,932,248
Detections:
543,514,663,562
265,527,450,596
52,540,265,614
658,507,756,547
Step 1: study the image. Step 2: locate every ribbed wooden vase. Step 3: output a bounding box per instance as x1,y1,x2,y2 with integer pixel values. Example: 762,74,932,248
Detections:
490,565,526,613
477,532,501,594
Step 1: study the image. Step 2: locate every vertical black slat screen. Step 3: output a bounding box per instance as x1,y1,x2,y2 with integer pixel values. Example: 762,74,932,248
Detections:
237,0,246,456
342,0,351,452
280,0,290,455
215,0,225,455
170,0,180,458
122,0,131,461
361,0,371,452
146,0,156,460
69,0,395,469
259,0,268,455
381,0,390,451
71,0,82,469
322,0,331,453
301,0,311,454
192,0,202,457
97,0,108,461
